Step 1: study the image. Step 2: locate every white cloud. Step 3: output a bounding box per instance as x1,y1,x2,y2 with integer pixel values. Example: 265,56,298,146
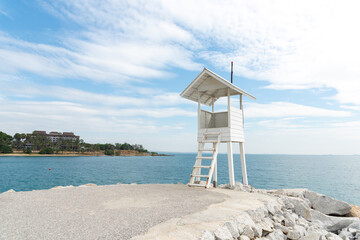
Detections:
245,102,351,118
331,121,360,128
3,0,360,105
245,125,360,154
0,78,190,107
0,9,11,19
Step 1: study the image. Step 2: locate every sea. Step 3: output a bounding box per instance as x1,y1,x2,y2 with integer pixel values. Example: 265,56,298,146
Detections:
0,154,359,205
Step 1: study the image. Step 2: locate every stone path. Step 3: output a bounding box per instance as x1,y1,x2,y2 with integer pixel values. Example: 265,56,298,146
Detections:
0,184,226,240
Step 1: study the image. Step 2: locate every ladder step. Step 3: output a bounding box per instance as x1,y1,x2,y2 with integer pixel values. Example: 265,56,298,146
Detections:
190,174,209,178
203,132,220,136
193,166,211,168
196,156,213,160
199,148,215,152
188,183,206,187
200,140,219,143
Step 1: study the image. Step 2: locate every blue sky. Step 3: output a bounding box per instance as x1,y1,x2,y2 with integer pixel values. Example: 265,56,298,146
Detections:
1,0,360,154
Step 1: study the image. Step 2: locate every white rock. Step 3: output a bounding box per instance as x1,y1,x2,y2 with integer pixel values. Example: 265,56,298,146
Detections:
303,191,352,216
294,225,307,237
233,182,246,191
200,230,215,240
242,225,255,239
338,229,353,240
224,221,239,239
267,229,286,240
272,214,285,224
247,207,268,222
348,222,360,230
235,212,256,228
268,189,308,199
300,231,323,240
214,226,233,240
243,185,254,192
325,232,343,240
348,227,358,234
288,230,302,240
252,225,263,238
306,209,360,232
258,218,274,234
4,189,16,193
239,236,250,240
284,212,297,227
266,201,282,216
355,232,360,240
297,217,310,228
274,222,290,235
286,197,311,218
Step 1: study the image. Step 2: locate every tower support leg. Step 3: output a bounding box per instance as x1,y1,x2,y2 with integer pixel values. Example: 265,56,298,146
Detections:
213,142,217,187
227,142,235,187
239,142,248,185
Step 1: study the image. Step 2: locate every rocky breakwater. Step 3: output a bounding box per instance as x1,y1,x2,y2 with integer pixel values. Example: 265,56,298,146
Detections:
200,183,360,240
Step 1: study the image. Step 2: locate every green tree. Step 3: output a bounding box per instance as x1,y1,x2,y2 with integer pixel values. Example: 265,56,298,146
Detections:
104,149,114,156
120,142,134,150
0,131,13,153
23,148,32,154
39,147,54,154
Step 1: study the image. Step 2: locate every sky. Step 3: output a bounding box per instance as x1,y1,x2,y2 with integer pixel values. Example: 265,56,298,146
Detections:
1,0,360,154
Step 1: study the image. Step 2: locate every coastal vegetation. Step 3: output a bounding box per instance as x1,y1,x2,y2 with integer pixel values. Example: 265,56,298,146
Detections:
0,131,157,156
0,131,13,153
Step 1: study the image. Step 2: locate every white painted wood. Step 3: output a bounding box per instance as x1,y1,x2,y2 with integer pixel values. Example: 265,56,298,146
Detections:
227,88,231,129
194,141,205,182
213,142,217,187
240,94,243,110
239,142,248,185
212,97,214,113
180,68,256,106
197,90,201,130
227,142,235,187
193,166,210,168
191,174,208,178
198,128,245,143
196,156,213,160
205,134,220,188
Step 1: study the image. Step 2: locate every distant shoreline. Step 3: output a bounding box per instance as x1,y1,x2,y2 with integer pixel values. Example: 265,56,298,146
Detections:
0,152,171,157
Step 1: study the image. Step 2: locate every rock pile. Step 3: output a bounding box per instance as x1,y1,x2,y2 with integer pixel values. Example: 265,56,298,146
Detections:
200,183,360,240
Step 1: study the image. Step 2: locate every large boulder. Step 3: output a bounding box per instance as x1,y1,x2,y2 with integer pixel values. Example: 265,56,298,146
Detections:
267,229,286,240
267,189,308,199
214,226,233,240
304,191,352,216
300,231,323,240
285,197,311,218
224,221,240,239
305,209,360,232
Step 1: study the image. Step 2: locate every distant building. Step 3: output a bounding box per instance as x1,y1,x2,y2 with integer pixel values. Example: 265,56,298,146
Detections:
32,130,80,143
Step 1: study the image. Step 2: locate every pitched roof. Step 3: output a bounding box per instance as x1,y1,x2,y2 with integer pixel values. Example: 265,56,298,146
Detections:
180,68,256,106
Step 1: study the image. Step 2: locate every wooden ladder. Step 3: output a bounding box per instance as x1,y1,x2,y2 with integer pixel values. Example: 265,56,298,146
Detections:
188,132,220,188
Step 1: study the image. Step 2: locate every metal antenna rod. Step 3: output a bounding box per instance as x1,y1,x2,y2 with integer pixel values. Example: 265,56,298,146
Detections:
231,61,233,83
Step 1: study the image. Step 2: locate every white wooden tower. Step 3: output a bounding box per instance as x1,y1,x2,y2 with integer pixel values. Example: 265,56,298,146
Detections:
180,68,256,188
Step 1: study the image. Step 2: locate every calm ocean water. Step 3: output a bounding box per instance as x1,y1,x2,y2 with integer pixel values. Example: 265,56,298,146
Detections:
0,154,359,205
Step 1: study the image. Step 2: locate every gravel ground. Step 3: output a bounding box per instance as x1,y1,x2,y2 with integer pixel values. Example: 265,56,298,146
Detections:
0,184,226,240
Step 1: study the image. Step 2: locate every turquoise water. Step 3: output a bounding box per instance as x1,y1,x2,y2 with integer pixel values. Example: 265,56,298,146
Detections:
0,154,359,205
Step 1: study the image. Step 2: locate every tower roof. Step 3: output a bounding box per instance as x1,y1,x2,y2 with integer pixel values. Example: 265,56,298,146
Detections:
180,68,256,106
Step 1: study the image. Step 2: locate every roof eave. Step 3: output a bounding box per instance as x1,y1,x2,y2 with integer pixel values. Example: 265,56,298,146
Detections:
179,68,256,104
